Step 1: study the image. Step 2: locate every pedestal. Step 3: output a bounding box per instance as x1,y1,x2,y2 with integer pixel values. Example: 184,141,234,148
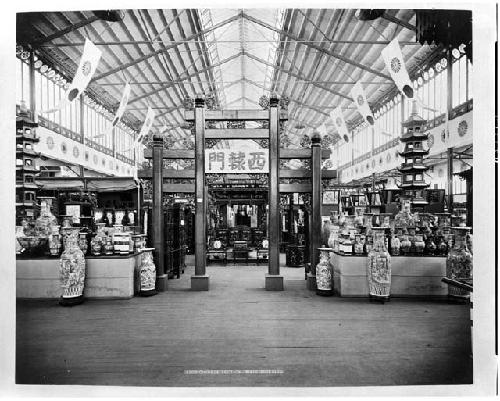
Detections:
265,274,284,291
59,295,84,306
156,274,168,292
306,272,317,291
191,275,209,291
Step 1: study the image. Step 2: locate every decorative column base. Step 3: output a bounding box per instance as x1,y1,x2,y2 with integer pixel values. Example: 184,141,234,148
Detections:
156,274,168,292
306,273,317,291
265,274,284,291
191,275,209,291
59,295,84,307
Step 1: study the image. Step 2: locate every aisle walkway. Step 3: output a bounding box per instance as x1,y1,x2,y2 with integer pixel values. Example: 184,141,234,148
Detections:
16,256,472,387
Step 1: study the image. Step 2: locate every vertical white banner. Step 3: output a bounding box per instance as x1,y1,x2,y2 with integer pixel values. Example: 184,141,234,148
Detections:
350,81,374,125
42,39,102,113
381,38,414,98
135,107,156,146
112,82,131,126
329,107,350,143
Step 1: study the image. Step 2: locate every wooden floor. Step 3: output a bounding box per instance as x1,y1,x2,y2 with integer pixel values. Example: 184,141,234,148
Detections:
16,254,472,387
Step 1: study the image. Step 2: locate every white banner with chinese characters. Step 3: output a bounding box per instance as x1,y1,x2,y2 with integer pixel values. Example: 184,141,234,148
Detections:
205,149,269,173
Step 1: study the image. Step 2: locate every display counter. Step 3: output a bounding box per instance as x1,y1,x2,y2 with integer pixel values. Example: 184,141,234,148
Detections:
16,252,143,299
330,251,447,298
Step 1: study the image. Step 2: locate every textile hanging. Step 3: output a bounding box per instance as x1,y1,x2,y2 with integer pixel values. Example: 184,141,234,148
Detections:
41,39,102,113
135,107,156,146
112,82,131,126
329,107,350,143
350,82,374,125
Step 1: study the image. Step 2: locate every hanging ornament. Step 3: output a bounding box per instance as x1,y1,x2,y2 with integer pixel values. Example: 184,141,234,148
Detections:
381,38,414,98
329,107,350,143
350,81,374,125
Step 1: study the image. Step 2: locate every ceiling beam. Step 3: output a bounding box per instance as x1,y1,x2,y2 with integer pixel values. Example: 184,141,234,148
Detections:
244,51,353,102
242,12,391,81
33,15,100,45
127,51,243,105
42,39,421,47
91,13,241,82
382,12,417,32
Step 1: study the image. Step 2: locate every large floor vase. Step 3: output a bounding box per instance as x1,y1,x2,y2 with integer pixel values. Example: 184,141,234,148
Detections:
59,228,86,306
366,227,391,303
316,248,334,296
139,248,157,297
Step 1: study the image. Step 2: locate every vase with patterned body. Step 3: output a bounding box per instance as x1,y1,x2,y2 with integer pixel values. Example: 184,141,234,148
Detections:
48,225,61,256
446,227,473,300
139,248,157,296
78,232,88,255
104,238,114,255
390,235,401,256
414,234,425,254
316,248,334,296
366,227,391,302
15,226,25,254
90,223,107,256
59,228,86,306
328,223,340,251
35,198,58,239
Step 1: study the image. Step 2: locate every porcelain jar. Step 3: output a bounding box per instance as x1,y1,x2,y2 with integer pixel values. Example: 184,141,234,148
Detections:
366,227,391,301
446,227,473,299
59,228,86,305
139,248,157,295
315,247,333,296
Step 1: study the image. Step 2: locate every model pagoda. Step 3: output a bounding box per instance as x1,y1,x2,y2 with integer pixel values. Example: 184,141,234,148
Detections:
398,100,429,209
16,101,40,224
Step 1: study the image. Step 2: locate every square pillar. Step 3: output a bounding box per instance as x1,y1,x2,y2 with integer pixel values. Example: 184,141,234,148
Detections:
266,95,283,290
307,132,322,290
192,97,209,290
152,134,167,291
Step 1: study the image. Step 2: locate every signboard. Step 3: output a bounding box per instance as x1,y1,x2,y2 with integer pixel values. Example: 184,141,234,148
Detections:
205,149,269,173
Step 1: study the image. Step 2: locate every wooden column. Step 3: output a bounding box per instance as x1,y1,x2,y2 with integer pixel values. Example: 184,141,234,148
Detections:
152,134,167,291
28,51,36,116
307,133,322,290
265,96,283,290
191,97,209,290
447,147,454,213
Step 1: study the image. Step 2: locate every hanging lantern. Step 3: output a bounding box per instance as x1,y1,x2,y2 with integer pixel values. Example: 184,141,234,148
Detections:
435,62,442,73
20,50,30,60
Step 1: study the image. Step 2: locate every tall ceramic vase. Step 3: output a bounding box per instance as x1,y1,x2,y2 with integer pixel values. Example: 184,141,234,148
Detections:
316,248,334,296
139,248,157,296
59,228,86,306
366,227,391,303
446,227,473,300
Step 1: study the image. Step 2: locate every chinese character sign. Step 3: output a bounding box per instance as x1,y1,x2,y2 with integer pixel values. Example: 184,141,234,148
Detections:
205,149,269,173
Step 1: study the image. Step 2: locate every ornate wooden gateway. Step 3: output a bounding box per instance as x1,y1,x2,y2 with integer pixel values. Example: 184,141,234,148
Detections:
142,96,335,291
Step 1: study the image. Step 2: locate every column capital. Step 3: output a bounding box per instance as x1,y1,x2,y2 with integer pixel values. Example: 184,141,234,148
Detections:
270,95,279,107
311,131,321,145
152,134,164,146
195,97,205,107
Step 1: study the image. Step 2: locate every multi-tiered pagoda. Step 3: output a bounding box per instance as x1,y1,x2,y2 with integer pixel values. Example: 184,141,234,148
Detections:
398,100,430,208
16,101,40,224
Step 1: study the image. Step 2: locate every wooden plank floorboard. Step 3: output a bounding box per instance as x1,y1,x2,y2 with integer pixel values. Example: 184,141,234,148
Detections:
16,256,472,387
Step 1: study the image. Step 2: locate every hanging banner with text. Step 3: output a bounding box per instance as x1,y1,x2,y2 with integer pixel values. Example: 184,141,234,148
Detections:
205,149,269,173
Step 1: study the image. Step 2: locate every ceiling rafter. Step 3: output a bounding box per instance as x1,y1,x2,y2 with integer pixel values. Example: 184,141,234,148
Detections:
127,51,244,105
244,51,353,102
91,13,241,82
242,11,391,80
32,14,100,45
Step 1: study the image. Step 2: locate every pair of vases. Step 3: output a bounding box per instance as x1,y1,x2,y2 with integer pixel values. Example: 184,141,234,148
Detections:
317,227,392,302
